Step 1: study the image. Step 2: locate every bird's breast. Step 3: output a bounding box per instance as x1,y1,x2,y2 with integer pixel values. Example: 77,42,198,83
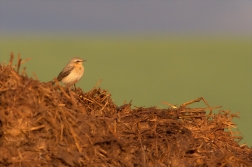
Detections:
74,65,84,80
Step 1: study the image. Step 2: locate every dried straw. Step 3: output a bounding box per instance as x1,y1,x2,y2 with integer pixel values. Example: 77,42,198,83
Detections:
0,53,251,167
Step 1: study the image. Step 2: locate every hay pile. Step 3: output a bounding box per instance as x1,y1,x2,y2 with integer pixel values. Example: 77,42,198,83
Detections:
0,53,251,167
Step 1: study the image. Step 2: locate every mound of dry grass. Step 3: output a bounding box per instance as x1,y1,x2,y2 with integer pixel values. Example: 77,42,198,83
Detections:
0,53,251,167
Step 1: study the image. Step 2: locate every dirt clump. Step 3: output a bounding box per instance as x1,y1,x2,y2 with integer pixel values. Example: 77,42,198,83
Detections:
0,53,251,167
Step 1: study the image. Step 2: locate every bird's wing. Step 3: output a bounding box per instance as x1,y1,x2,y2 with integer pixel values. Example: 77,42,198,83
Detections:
57,65,74,81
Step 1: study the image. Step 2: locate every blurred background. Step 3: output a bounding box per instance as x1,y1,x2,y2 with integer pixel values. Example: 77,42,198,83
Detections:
0,1,251,146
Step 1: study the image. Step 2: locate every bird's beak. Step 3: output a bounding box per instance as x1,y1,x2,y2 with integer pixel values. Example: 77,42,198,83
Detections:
82,60,87,62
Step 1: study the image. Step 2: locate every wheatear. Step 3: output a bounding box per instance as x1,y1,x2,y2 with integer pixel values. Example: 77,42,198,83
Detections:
57,57,86,87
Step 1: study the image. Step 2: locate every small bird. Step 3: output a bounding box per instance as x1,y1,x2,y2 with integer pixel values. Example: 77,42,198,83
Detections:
56,57,86,87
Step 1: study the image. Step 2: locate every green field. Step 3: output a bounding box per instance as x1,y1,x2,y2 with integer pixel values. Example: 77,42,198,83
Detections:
0,34,251,146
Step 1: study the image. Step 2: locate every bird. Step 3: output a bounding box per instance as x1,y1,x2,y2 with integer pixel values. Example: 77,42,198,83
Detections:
56,57,86,88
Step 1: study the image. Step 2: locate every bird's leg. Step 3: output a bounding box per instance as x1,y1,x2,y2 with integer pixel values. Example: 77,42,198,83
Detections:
65,85,70,94
74,84,76,91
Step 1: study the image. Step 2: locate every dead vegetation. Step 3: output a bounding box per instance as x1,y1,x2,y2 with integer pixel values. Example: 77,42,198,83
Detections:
0,53,251,167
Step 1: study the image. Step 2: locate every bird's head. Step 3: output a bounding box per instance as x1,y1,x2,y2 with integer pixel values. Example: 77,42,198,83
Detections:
71,57,87,65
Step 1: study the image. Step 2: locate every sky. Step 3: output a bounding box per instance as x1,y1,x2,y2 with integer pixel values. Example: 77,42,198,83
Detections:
0,1,251,35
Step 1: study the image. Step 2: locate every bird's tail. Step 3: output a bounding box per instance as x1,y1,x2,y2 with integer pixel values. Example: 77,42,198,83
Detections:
50,80,55,85
48,78,59,86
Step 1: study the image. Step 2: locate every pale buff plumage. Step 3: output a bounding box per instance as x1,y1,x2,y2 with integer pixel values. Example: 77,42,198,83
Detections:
57,57,86,86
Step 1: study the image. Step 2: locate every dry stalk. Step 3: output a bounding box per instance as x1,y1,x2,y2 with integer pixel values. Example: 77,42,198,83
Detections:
0,53,251,167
